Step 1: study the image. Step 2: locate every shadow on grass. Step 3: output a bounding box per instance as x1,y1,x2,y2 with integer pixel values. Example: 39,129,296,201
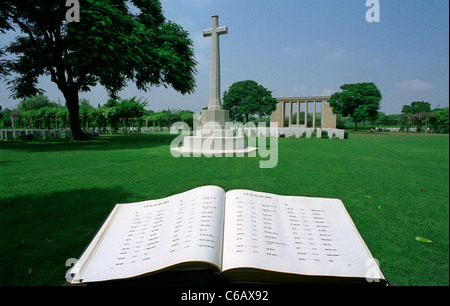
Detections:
0,133,177,153
0,186,135,285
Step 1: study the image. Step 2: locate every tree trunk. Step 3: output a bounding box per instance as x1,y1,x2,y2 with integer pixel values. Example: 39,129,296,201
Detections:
354,121,359,131
63,88,87,140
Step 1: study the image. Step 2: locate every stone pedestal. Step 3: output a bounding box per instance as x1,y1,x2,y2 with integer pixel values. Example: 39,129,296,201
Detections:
172,127,256,155
185,129,243,152
201,108,230,128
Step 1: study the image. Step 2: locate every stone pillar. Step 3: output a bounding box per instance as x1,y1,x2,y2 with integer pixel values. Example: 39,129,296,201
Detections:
304,102,308,128
321,100,337,129
313,102,316,129
289,102,293,127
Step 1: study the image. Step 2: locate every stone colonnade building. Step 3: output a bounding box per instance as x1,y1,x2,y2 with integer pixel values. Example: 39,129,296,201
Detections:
270,96,337,129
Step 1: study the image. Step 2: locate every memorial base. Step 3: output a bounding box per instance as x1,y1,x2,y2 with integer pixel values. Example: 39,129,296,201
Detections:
171,128,257,155
201,109,230,128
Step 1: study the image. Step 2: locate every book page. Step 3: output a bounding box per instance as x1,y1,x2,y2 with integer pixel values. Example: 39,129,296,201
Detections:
72,186,225,283
222,190,383,280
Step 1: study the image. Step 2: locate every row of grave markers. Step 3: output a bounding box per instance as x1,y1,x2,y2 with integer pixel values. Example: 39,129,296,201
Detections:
0,127,173,140
0,128,105,140
1,126,347,141
0,128,73,140
244,127,346,139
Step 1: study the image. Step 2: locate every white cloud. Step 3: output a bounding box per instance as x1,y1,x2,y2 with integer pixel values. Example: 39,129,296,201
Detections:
394,79,435,92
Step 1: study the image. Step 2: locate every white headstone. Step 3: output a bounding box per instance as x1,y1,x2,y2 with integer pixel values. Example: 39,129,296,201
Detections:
5,130,13,140
19,130,26,140
316,128,322,138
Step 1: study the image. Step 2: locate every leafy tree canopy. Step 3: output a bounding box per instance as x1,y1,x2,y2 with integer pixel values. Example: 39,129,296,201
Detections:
401,101,432,114
431,107,449,134
0,0,197,139
223,80,278,123
330,82,382,131
18,94,58,111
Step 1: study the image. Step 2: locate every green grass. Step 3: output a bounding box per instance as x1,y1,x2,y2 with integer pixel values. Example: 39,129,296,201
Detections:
1,132,448,286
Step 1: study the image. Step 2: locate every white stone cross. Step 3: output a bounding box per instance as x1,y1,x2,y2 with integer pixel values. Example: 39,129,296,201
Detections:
203,15,228,110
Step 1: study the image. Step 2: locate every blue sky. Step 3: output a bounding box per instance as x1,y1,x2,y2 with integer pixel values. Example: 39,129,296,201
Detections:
0,0,448,115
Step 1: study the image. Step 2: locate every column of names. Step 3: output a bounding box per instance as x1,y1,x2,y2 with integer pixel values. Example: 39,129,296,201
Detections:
108,195,221,271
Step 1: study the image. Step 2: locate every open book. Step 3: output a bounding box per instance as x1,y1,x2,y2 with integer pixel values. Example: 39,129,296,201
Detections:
69,186,386,285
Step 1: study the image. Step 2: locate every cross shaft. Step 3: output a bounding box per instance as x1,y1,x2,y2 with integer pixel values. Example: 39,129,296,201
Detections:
203,15,228,110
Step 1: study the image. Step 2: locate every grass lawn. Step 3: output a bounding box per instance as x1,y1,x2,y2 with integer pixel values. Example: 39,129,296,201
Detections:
0,132,448,286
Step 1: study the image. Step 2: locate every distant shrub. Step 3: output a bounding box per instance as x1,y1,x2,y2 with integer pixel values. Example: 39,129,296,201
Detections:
430,108,449,134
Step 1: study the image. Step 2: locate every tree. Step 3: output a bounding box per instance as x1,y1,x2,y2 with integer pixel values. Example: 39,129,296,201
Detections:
400,101,433,133
0,108,12,128
1,0,197,140
400,112,433,133
430,108,449,134
178,110,194,129
18,94,57,111
87,107,106,133
21,109,38,129
36,106,58,129
57,107,70,129
79,99,93,129
401,101,432,115
115,97,147,133
223,80,278,123
105,106,120,135
330,82,382,131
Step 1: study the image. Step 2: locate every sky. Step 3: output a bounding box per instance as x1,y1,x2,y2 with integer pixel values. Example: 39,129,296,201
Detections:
0,0,449,115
